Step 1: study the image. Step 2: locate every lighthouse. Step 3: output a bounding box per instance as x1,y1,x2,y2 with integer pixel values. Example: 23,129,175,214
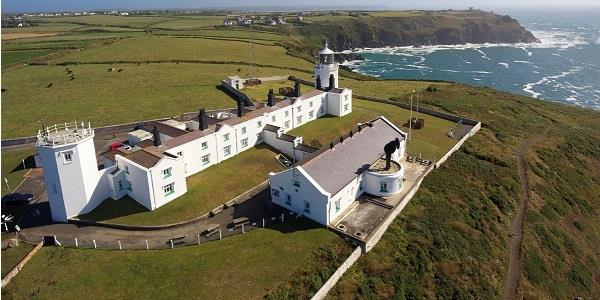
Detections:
314,42,339,90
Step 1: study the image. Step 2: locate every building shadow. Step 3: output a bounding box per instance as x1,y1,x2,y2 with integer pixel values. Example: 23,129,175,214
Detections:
9,155,36,173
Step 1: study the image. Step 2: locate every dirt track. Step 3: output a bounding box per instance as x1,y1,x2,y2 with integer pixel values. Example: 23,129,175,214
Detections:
503,126,552,300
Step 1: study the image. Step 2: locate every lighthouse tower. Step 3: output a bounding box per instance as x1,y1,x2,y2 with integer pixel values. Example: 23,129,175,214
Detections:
314,42,339,90
36,122,109,222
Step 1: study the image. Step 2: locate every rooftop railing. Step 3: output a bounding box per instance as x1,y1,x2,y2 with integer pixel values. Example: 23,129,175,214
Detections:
36,121,94,147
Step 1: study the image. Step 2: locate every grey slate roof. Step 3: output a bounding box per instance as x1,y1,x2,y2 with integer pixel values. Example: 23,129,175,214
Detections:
300,117,405,195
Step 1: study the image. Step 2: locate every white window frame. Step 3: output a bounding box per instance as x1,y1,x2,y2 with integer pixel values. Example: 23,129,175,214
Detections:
284,121,290,129
202,154,210,165
296,115,302,124
241,127,247,134
223,133,230,141
344,104,349,111
271,115,276,122
201,141,208,149
257,121,262,128
62,150,74,164
223,145,231,156
241,138,248,148
285,110,289,117
163,182,175,196
309,111,314,119
162,167,172,178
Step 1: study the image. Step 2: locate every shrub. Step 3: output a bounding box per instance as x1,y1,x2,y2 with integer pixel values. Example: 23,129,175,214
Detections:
525,251,547,284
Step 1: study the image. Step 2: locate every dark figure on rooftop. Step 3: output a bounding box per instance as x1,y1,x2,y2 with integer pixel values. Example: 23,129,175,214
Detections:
384,138,401,170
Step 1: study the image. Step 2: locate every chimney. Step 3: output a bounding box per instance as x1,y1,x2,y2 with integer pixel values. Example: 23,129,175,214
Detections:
267,89,275,107
328,74,335,90
294,81,301,97
153,126,161,146
237,100,243,117
198,108,208,131
316,75,322,90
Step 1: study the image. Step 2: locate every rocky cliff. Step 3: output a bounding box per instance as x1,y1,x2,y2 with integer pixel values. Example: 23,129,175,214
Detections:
287,10,539,56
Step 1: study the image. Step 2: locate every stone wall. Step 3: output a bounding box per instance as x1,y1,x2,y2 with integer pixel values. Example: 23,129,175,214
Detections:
311,246,362,300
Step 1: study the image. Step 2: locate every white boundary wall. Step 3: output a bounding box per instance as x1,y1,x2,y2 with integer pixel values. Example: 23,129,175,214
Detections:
311,246,362,300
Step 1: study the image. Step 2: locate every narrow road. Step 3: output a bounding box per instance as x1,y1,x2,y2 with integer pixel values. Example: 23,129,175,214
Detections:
503,126,552,300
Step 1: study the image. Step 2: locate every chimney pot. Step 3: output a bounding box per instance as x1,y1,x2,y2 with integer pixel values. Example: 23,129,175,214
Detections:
153,126,161,146
237,100,243,117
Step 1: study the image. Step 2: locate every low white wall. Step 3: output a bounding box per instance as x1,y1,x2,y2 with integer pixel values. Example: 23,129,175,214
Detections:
311,246,362,300
435,122,481,168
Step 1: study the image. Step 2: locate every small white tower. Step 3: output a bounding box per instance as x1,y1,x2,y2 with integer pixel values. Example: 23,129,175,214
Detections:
36,122,109,222
315,42,339,89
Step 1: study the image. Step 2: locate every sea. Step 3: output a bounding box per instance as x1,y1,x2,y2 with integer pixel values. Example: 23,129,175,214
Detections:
344,8,600,110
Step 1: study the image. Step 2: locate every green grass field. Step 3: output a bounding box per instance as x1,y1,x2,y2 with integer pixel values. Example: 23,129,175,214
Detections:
1,233,35,278
80,146,284,225
1,49,55,67
50,36,313,69
29,15,176,29
0,63,304,138
1,219,345,299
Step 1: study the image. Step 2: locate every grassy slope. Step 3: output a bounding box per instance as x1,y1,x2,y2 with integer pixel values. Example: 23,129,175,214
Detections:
268,84,600,299
80,146,284,225
1,219,346,300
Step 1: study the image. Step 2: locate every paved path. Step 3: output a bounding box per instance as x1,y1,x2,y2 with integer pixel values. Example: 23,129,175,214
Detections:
11,169,287,249
503,126,552,300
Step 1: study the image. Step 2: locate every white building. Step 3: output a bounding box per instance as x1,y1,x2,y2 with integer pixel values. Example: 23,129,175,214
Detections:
37,43,354,222
268,116,407,226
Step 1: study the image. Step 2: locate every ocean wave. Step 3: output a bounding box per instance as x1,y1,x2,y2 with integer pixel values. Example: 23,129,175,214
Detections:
513,60,531,64
522,67,583,99
498,62,509,68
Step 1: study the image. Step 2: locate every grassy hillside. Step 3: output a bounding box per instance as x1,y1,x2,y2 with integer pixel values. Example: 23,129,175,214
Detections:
267,84,600,299
2,12,599,299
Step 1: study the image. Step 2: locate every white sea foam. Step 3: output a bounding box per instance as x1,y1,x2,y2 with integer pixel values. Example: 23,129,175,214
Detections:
475,48,491,61
498,62,509,68
441,69,461,73
513,60,531,64
522,67,582,99
596,36,600,45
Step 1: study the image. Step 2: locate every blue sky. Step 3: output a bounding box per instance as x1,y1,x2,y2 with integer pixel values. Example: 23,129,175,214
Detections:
2,0,599,13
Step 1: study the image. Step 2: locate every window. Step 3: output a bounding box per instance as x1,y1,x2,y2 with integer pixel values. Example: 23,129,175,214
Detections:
223,133,230,141
256,132,262,141
380,182,388,193
201,141,208,149
304,201,311,214
162,167,172,178
202,154,210,165
345,95,349,101
297,106,302,112
62,150,73,163
309,111,314,119
309,101,313,107
163,182,175,196
271,189,280,197
124,165,129,174
126,180,132,191
271,115,276,122
223,146,231,156
296,115,302,124
118,180,124,191
285,110,289,117
241,138,248,148
293,179,300,188
344,104,349,112
177,151,183,157
241,127,247,134
284,121,290,129
257,121,262,128
335,199,341,212
285,194,291,205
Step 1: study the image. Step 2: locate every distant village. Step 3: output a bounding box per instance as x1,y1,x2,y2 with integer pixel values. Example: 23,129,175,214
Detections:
222,14,303,27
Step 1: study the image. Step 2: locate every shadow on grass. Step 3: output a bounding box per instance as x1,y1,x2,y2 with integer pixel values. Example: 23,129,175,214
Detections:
9,155,36,174
78,196,148,222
